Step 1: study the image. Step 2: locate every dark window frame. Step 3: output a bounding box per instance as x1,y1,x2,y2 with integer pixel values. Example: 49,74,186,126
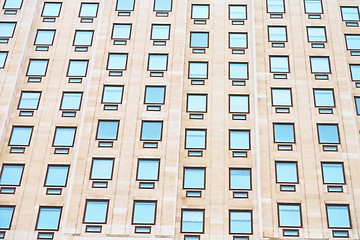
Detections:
35,206,63,231
267,25,288,42
321,162,346,185
41,2,62,17
136,159,160,181
95,120,120,141
131,200,157,225
52,126,77,147
180,209,205,234
183,167,206,190
275,161,299,184
325,204,352,229
271,88,293,107
79,2,99,18
229,210,253,234
112,23,132,40
228,94,250,114
273,123,296,144
186,93,208,113
82,199,110,224
0,205,15,230
0,164,25,186
140,120,163,141
17,91,42,110
34,29,56,46
59,91,83,111
191,4,210,20
316,123,340,144
66,59,89,77
72,30,95,47
101,85,124,104
44,164,70,187
89,158,115,181
277,203,303,228
229,5,247,20
185,129,207,150
26,59,49,77
229,168,252,190
8,125,34,147
147,53,169,71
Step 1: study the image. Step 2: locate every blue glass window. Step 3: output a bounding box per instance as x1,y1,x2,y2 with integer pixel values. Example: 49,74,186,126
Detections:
229,95,249,113
67,60,88,77
275,162,298,183
304,0,323,14
355,97,360,114
326,205,351,228
192,5,209,19
345,35,360,50
137,159,160,181
268,26,287,42
0,22,16,38
9,126,33,146
307,27,326,42
322,163,345,184
229,62,248,79
230,169,251,190
34,30,55,45
132,201,156,224
45,165,69,187
0,164,24,186
181,210,204,233
229,130,250,150
53,127,76,147
229,5,247,20
36,207,62,230
18,92,41,110
185,129,206,149
107,53,127,70
184,168,205,189
148,54,168,71
310,57,330,73
145,86,165,104
73,31,94,46
341,7,360,21
278,204,302,227
112,24,131,40
141,121,163,141
154,0,172,12
96,120,119,140
350,65,360,81
187,94,207,112
229,33,247,48
60,92,82,110
91,158,114,180
116,0,135,11
151,24,170,40
190,32,208,48
42,2,61,17
4,0,23,9
273,123,295,143
189,62,208,79
102,85,123,104
229,211,252,234
26,59,49,76
267,0,285,13
270,56,289,73
79,3,98,18
84,200,109,223
272,88,292,106
0,52,8,68
0,206,15,229
314,89,334,107
317,124,340,144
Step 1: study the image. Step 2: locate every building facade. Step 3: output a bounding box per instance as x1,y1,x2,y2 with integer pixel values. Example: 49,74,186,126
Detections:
1,0,360,239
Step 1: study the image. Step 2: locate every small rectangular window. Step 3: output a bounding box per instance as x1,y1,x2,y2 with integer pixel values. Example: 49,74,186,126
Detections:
317,124,340,144
229,130,250,150
270,56,289,73
9,126,33,146
275,162,298,183
26,59,49,76
0,52,8,68
310,56,330,74
185,129,206,149
304,0,323,14
267,0,285,13
96,120,120,140
79,3,99,18
187,94,207,113
140,121,163,141
151,24,170,40
307,27,326,42
83,200,109,224
321,162,345,184
18,91,41,110
90,158,114,180
34,30,55,46
190,32,209,48
3,0,23,9
144,86,165,104
229,210,252,234
60,92,82,111
132,201,157,225
116,0,135,11
154,0,172,12
313,89,334,107
189,62,208,79
183,167,205,189
191,4,209,20
44,165,69,187
278,204,302,227
273,123,295,143
102,85,123,104
229,5,247,20
53,127,76,147
271,88,292,106
229,95,249,113
42,2,62,17
230,168,251,190
73,30,94,46
67,60,89,77
107,53,127,71
341,7,360,22
148,54,168,71
355,97,360,114
181,209,204,233
229,33,247,49
112,24,131,40
36,207,62,230
0,164,24,186
137,159,160,181
0,206,15,229
229,62,248,79
350,64,360,81
345,35,360,50
0,22,16,39
326,205,351,229
268,26,287,42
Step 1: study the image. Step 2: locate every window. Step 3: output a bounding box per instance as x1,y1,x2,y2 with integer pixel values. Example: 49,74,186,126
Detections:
304,0,323,14
44,165,69,187
144,86,165,104
140,121,163,141
275,162,298,183
190,32,209,48
83,200,109,224
41,2,61,17
154,0,172,12
0,206,15,229
269,56,289,73
229,130,250,150
350,64,360,81
267,0,285,13
18,91,41,110
60,92,82,111
313,89,334,107
132,201,157,224
3,0,23,9
34,30,55,46
67,60,88,77
90,158,114,180
96,120,119,140
229,95,249,113
191,4,209,19
112,24,132,40
321,162,345,184
0,52,8,68
73,30,94,46
183,168,205,189
310,57,330,73
189,62,208,79
341,7,360,22
79,3,99,18
273,123,295,143
181,209,204,233
151,24,170,40
107,53,127,71
307,27,326,42
26,59,49,76
148,54,168,71
355,97,360,114
137,159,160,181
271,88,292,106
185,129,206,149
116,0,135,11
0,22,16,39
53,127,76,147
102,85,123,104
9,126,33,146
278,204,302,227
229,5,247,20
229,33,247,49
345,35,360,50
36,207,62,230
229,210,252,234
326,205,351,228
268,26,287,42
187,94,207,113
0,164,24,186
317,124,340,144
229,62,248,79
230,168,251,190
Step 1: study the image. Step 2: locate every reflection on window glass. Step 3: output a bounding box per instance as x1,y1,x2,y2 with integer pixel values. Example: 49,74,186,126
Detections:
137,159,159,181
0,164,24,186
102,85,123,104
112,24,131,39
229,95,249,113
270,56,289,73
4,0,23,9
73,31,94,46
230,211,252,234
190,32,208,48
79,3,99,18
273,123,295,143
341,7,360,21
185,129,206,149
107,53,127,70
229,130,250,150
272,88,292,106
36,207,62,230
91,159,114,180
18,92,41,110
310,57,330,73
313,89,334,107
97,120,119,140
132,201,156,224
278,204,301,227
42,2,61,17
35,30,55,45
0,52,8,68
67,60,88,77
189,62,208,79
229,5,247,20
326,205,350,228
116,0,135,11
154,0,172,11
187,94,207,112
0,206,15,229
275,162,298,183
345,35,360,50
45,165,69,187
141,121,163,141
151,24,170,40
307,27,326,42
229,33,247,48
148,54,168,71
304,0,323,14
267,0,285,13
83,200,109,223
60,92,82,110
145,86,165,104
181,210,204,233
9,126,33,146
53,127,76,147
191,5,209,19
317,124,339,144
321,163,345,184
268,26,287,42
229,62,248,79
184,168,205,189
26,59,49,76
230,169,251,190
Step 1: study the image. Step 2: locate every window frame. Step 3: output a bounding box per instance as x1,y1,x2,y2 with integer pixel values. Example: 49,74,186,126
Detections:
0,22,16,39
277,203,303,228
0,51,8,69
191,4,210,20
66,59,89,77
106,53,128,71
229,210,253,234
26,59,49,77
82,199,109,224
183,167,206,190
350,64,360,82
59,92,83,111
131,200,157,225
188,61,208,79
144,85,166,105
72,30,94,47
306,26,327,43
229,129,251,150
266,0,285,13
90,158,115,181
229,168,252,190
116,0,135,11
186,94,207,113
229,32,248,49
3,0,24,10
147,53,169,71
150,24,170,40
316,123,340,144
8,126,34,146
321,162,346,185
52,127,77,147
0,205,15,230
275,161,299,184
267,25,288,42
111,23,132,40
273,123,296,144
34,29,56,46
140,121,163,141
271,88,293,107
190,31,209,49
96,120,120,141
44,164,70,187
229,62,249,80
136,159,160,181
17,91,41,110
79,2,99,18
309,56,331,74
340,6,359,22
153,0,172,12
269,55,290,73
345,34,360,50
325,204,351,229
313,88,335,108
35,206,62,231
229,5,247,20
185,129,207,150
229,94,250,114
181,209,205,234
303,0,323,14
0,164,25,186
101,85,124,104
41,2,62,17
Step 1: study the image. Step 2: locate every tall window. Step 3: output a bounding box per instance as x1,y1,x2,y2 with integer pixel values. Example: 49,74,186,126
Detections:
0,164,24,186
229,130,250,150
321,162,345,184
269,56,289,73
268,26,287,42
181,209,204,233
9,126,33,146
187,94,207,113
36,207,62,230
132,201,157,224
275,162,298,183
313,89,334,107
278,204,302,227
267,0,285,13
229,210,252,234
273,123,295,143
304,0,323,14
229,62,248,79
34,30,55,46
230,168,251,190
44,165,70,187
0,206,15,230
271,88,292,106
52,127,76,147
183,167,205,189
185,129,206,149
326,205,351,229
141,121,163,141
229,95,249,113
317,124,340,144
116,0,135,11
18,91,41,110
90,158,114,180
310,57,330,74
83,200,109,224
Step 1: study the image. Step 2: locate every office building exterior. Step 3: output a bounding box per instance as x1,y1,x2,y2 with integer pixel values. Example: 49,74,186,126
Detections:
1,0,360,239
